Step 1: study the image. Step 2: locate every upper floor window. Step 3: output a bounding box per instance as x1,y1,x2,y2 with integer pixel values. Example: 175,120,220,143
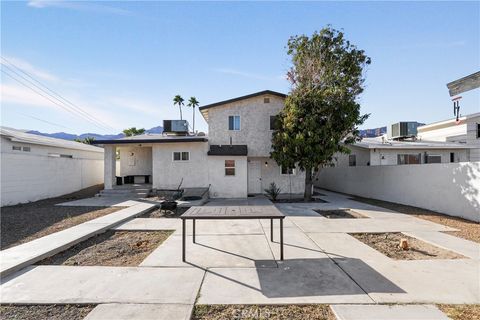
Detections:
22,146,31,152
397,154,421,165
173,151,189,161
280,166,295,175
270,115,280,130
12,146,21,151
228,116,240,131
264,97,270,103
349,154,356,166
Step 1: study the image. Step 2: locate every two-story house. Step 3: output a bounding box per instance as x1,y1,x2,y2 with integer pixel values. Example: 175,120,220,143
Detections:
94,90,305,198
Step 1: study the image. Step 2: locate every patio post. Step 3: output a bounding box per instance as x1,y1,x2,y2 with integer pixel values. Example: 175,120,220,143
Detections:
104,145,116,189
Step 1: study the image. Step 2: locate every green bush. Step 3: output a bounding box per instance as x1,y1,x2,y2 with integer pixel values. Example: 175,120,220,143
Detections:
264,182,281,201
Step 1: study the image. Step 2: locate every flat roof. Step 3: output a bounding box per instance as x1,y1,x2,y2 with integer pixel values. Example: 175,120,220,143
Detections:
1,126,104,152
92,134,208,145
418,112,480,132
353,137,476,150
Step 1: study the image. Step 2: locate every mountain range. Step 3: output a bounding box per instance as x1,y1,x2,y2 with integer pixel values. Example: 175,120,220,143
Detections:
27,125,387,141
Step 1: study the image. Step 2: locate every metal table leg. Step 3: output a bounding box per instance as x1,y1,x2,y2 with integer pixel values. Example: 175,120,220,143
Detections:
182,218,186,262
270,218,273,242
280,218,284,261
193,219,196,243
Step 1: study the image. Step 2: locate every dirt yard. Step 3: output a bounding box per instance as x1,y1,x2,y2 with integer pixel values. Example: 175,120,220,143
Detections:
0,304,94,320
438,304,480,320
38,230,172,266
352,196,480,243
315,209,367,219
0,185,124,249
141,207,190,218
351,233,465,260
193,305,335,320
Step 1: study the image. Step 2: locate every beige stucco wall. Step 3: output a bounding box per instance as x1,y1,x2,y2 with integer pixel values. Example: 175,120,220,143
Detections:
205,94,285,157
152,142,209,189
208,156,248,198
250,157,305,194
118,146,152,177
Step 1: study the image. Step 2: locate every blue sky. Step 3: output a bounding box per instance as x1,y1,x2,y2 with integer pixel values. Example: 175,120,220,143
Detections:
1,1,479,135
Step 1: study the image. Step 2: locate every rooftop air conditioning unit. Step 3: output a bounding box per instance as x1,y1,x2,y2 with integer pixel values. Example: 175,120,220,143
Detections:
388,122,420,140
163,120,189,134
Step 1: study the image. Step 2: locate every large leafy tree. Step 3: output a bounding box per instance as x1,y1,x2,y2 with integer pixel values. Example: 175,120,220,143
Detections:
173,95,185,120
271,27,370,201
123,127,145,137
74,137,96,144
187,97,200,134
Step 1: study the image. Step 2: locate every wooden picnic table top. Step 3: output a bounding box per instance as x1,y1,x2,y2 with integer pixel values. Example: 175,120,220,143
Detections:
180,205,285,219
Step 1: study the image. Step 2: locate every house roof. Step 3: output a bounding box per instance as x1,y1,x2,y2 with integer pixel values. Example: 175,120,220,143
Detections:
92,133,208,145
0,126,104,153
352,137,476,150
207,145,248,156
199,90,287,121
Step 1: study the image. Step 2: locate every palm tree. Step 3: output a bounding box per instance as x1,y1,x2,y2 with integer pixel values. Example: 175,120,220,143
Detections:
83,137,96,144
173,95,184,120
187,96,200,134
123,127,145,137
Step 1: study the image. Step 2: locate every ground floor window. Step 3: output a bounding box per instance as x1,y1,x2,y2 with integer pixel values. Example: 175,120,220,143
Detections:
225,159,235,176
280,166,295,175
349,154,356,166
426,154,441,164
397,154,421,165
173,151,189,161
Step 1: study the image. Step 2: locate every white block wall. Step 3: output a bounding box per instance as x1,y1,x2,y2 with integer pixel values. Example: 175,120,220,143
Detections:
315,162,480,222
1,140,104,206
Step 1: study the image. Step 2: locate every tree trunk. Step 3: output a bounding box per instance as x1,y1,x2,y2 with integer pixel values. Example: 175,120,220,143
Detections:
304,166,313,201
179,106,182,120
193,107,195,133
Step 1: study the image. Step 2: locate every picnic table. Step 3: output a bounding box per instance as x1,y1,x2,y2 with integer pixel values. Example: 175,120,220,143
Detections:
180,206,285,261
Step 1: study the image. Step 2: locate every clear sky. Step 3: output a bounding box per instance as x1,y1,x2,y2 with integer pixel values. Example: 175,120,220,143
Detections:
1,1,479,135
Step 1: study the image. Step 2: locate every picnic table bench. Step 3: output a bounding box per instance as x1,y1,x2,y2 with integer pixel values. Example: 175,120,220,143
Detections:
180,206,285,261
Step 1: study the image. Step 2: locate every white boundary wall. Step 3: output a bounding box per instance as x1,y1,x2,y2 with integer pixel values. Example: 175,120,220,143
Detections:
315,162,480,222
1,152,103,206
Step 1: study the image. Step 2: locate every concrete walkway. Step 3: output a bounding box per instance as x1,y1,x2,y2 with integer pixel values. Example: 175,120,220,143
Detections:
331,304,451,320
0,202,155,277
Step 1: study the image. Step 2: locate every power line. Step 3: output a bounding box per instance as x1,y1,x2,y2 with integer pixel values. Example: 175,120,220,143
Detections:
1,56,115,131
16,112,71,130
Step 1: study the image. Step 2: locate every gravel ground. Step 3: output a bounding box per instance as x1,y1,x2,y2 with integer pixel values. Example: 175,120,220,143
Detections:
192,305,335,320
315,209,367,219
0,185,123,249
438,304,480,320
141,207,190,218
351,233,465,260
38,230,172,266
351,196,480,243
0,304,95,320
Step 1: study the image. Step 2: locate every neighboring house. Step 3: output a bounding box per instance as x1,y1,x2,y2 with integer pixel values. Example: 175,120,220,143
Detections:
417,112,480,161
94,90,305,198
0,127,104,206
333,137,474,167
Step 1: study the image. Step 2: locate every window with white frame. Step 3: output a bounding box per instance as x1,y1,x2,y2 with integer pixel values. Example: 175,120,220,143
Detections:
173,151,189,161
12,146,21,151
228,116,240,131
280,166,295,175
349,154,356,166
426,154,441,164
397,154,421,165
225,160,235,176
22,146,31,152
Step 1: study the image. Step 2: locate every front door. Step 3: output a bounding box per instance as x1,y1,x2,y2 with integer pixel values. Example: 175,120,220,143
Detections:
247,160,261,194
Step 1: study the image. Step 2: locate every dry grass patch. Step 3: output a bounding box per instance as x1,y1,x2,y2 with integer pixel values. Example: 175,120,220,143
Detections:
0,304,95,320
141,207,190,218
0,184,124,249
315,209,367,219
38,230,172,266
192,305,335,320
438,304,480,320
351,233,465,260
351,196,480,243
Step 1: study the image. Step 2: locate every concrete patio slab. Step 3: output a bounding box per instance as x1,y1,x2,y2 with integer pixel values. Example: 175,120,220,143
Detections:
331,304,450,320
291,216,457,233
267,227,328,260
0,203,155,277
404,231,480,259
114,218,181,231
198,259,374,304
84,303,193,320
183,219,265,235
205,197,272,206
141,234,277,268
1,266,205,304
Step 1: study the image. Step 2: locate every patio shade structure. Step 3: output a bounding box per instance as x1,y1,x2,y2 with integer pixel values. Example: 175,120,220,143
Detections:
181,206,285,261
446,71,480,97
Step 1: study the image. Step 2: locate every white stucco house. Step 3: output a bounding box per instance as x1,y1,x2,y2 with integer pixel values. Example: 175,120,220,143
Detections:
1,127,104,206
93,90,305,198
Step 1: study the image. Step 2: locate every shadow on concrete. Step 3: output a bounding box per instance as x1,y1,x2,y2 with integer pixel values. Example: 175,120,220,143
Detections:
253,258,405,298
